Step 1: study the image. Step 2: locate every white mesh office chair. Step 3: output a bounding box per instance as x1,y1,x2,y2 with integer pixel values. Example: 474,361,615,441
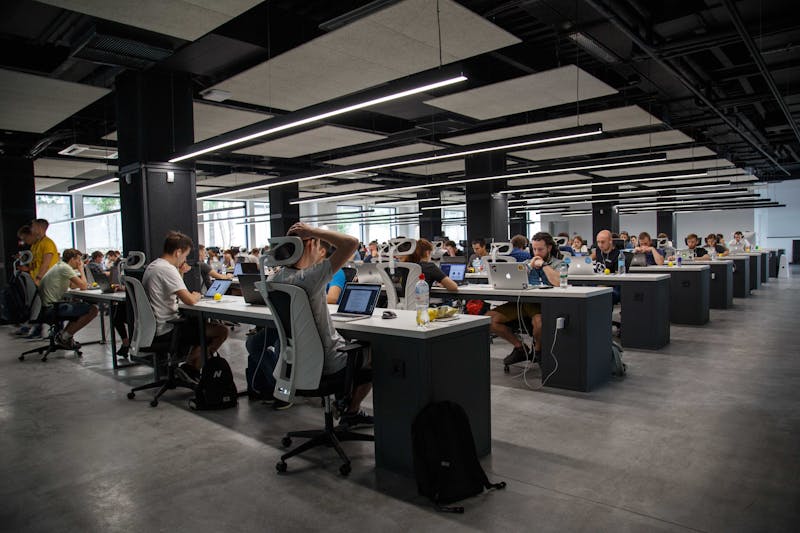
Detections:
258,237,373,476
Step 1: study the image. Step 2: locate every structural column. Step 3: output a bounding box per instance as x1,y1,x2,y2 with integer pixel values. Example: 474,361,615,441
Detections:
591,184,619,237
418,191,442,240
269,183,300,237
0,157,36,288
116,70,197,264
465,153,508,243
656,210,676,241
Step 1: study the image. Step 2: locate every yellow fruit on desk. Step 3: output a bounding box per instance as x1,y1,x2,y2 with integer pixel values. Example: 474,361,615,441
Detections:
603,268,611,275
428,308,437,322
213,292,222,301
667,261,674,267
91,282,98,287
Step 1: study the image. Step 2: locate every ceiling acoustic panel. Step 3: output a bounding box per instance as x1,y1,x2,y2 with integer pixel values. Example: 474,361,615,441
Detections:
210,0,519,111
193,102,271,142
424,65,617,120
324,142,441,166
0,69,110,133
38,0,263,41
34,158,115,178
234,126,386,158
510,130,693,162
443,105,661,145
396,160,465,175
593,158,735,178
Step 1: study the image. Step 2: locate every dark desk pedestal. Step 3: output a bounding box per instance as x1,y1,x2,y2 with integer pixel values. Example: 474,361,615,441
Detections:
630,267,710,325
731,257,750,298
769,251,780,278
760,253,769,284
709,262,734,309
749,255,761,291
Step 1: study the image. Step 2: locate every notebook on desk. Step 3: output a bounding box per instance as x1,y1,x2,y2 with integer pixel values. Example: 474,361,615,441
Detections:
440,263,467,285
238,274,266,305
487,262,533,290
330,283,381,322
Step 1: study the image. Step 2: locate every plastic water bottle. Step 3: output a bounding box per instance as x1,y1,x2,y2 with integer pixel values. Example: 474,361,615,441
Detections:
677,256,682,268
560,258,570,288
472,257,481,272
617,253,626,275
414,274,430,328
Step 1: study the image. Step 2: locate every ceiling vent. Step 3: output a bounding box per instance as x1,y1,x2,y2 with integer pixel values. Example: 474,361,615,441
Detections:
58,144,118,159
72,27,174,70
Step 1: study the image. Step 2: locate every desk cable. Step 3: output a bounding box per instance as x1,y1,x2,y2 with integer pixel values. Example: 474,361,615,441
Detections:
509,291,560,390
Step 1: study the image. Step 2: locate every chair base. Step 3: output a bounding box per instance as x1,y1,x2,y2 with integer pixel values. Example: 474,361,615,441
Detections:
127,363,195,407
276,406,374,476
19,338,82,362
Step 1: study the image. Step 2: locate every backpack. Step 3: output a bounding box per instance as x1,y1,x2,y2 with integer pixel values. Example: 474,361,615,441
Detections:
611,340,627,377
412,401,506,513
0,272,32,325
189,354,238,410
246,340,278,400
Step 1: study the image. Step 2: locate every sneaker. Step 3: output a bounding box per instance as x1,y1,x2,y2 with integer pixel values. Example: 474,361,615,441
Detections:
116,345,130,358
503,346,530,366
272,398,293,410
176,363,201,385
339,410,374,429
55,333,76,350
12,326,30,336
24,325,43,340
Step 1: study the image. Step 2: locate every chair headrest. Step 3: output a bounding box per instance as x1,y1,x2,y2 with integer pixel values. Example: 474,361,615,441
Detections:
119,251,146,270
490,242,512,255
554,236,568,247
656,237,669,248
263,237,304,267
389,238,416,256
17,250,33,267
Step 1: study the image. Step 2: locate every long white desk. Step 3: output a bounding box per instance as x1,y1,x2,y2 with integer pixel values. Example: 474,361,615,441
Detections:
432,284,613,391
629,265,711,325
67,289,129,369
179,296,492,476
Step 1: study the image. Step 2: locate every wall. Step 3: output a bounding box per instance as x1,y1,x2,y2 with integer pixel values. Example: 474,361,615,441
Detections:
619,212,656,239
758,180,800,256
674,209,754,244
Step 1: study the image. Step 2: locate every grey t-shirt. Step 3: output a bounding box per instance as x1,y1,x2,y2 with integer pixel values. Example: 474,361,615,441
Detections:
527,256,563,286
269,259,347,375
143,258,187,336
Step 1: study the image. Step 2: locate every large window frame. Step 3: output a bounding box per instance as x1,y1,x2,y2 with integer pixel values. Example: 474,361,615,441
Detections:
35,194,74,251
82,195,122,252
199,200,248,250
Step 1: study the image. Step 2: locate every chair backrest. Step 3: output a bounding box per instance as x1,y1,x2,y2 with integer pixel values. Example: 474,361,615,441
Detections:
342,266,357,283
17,271,39,319
381,262,422,310
122,276,158,356
264,282,325,402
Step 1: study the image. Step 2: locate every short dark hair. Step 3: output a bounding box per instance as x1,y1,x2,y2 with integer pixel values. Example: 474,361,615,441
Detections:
639,231,651,241
62,248,83,262
319,240,334,257
706,233,718,242
471,238,487,248
686,233,699,241
17,225,32,238
32,218,49,229
91,251,104,260
198,244,206,251
445,240,457,248
734,231,743,237
531,232,562,260
163,231,193,255
511,234,528,249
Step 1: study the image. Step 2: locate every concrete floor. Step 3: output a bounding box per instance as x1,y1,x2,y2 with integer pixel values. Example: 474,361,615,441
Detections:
1,272,799,532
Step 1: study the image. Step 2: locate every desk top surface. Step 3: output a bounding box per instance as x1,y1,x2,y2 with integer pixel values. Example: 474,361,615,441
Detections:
727,252,766,257
567,273,670,282
67,289,126,302
630,264,710,272
179,297,490,339
432,284,612,298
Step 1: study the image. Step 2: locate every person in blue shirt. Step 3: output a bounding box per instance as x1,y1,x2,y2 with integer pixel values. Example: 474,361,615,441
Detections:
319,240,347,303
634,231,665,266
508,234,532,262
363,240,379,263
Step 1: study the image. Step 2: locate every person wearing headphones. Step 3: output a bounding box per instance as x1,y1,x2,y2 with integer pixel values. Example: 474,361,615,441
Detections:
704,234,728,257
728,231,751,252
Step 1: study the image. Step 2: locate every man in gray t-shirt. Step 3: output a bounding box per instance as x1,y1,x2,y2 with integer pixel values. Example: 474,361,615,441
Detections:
269,223,373,428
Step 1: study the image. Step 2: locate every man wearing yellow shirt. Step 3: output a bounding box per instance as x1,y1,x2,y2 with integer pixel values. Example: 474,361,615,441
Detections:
30,218,58,285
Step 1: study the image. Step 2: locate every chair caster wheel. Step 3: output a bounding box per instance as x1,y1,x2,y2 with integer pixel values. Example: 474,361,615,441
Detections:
18,355,24,361
149,400,158,407
127,392,135,400
276,461,287,473
504,364,509,374
339,463,351,476
76,350,82,357
281,437,292,447
41,356,48,362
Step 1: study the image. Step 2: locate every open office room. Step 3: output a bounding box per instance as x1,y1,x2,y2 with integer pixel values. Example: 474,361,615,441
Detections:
0,0,798,531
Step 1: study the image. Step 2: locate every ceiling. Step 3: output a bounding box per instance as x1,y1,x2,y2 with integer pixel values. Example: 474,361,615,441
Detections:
1,0,797,213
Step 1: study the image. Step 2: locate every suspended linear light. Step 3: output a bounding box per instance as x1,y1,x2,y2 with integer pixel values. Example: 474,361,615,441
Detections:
67,175,118,193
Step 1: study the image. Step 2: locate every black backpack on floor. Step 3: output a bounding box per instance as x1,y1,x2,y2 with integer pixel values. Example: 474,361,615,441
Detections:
189,354,238,410
412,401,506,513
0,272,31,325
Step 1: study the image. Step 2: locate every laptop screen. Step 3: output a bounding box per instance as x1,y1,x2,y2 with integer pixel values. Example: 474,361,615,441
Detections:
441,263,466,281
205,279,232,297
337,283,381,315
233,262,243,276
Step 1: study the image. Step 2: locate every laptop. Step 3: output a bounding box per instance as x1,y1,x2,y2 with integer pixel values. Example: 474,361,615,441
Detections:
355,262,384,284
91,272,116,293
205,279,232,298
568,256,596,275
488,262,533,290
675,249,695,261
440,263,467,285
238,274,266,305
233,262,259,276
330,283,382,322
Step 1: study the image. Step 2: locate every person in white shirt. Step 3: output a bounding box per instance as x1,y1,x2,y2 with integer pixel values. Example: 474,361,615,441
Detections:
142,231,228,384
728,231,752,252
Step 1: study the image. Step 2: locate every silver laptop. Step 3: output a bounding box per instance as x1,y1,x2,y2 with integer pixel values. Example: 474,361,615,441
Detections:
488,262,533,290
330,283,382,322
568,256,595,274
204,279,232,298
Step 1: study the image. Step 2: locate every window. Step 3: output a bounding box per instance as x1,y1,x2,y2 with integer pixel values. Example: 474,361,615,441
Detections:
200,200,247,250
364,207,395,244
336,205,362,242
442,208,466,244
252,202,271,248
83,196,122,252
527,210,542,237
35,194,73,251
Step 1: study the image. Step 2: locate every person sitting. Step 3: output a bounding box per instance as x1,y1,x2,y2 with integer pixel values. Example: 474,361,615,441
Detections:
590,230,622,304
715,233,729,252
682,233,710,260
405,238,458,291
319,240,347,304
508,234,532,262
86,251,107,280
38,248,99,350
619,231,634,250
142,232,229,385
488,232,563,366
198,244,232,291
444,240,464,257
571,235,589,255
704,234,728,257
728,231,751,252
268,223,374,427
363,240,380,263
634,232,665,265
468,238,489,269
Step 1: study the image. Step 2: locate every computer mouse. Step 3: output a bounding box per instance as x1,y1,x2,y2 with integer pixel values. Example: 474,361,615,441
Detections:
382,310,397,319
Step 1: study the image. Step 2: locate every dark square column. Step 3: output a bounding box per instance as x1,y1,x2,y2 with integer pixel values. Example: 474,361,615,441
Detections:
465,153,507,243
0,157,36,287
418,191,442,240
592,183,619,237
657,210,676,241
269,183,300,237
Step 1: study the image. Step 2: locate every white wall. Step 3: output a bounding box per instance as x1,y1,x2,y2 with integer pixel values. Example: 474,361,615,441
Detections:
674,209,754,244
541,211,657,245
758,181,800,254
619,212,656,239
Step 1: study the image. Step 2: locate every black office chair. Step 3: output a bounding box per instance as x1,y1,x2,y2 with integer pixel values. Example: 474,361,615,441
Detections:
19,296,83,362
342,266,357,283
261,237,374,476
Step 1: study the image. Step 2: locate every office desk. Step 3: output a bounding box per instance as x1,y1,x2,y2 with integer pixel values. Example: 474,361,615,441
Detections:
179,298,492,476
728,253,761,291
706,260,734,309
67,289,129,369
725,256,751,298
760,251,769,284
566,273,670,349
432,284,612,392
629,265,710,325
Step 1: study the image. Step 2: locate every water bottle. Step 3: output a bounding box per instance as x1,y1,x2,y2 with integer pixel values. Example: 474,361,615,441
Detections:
617,253,626,275
414,274,430,328
677,256,682,268
560,258,570,288
472,257,481,272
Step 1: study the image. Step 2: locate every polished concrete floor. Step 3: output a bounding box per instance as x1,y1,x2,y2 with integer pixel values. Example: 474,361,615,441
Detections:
1,271,798,532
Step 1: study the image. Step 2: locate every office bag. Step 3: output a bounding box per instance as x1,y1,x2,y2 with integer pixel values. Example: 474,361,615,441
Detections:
189,354,238,410
412,401,505,512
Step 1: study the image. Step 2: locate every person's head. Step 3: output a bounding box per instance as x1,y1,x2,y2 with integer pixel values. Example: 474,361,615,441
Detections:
62,248,83,269
706,234,718,246
571,236,584,249
286,227,321,267
408,238,434,263
250,248,260,256
318,240,334,261
530,232,561,261
444,240,458,256
557,232,569,239
620,231,630,241
471,238,488,256
90,251,104,263
368,240,379,254
17,225,35,246
162,231,193,267
31,218,49,238
511,234,528,250
716,233,725,244
198,245,207,261
733,231,744,242
630,235,638,245
595,230,613,252
657,232,669,240
685,233,700,249
638,232,652,247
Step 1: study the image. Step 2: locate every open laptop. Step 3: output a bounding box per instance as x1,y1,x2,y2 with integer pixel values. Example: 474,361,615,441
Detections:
205,279,232,298
330,283,382,322
568,256,596,274
91,272,116,293
488,262,533,290
440,263,467,285
233,262,259,276
238,274,266,305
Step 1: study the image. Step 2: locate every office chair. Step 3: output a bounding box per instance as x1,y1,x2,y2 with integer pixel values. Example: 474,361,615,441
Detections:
19,293,83,362
342,266,357,283
380,262,422,310
259,237,374,476
123,276,194,407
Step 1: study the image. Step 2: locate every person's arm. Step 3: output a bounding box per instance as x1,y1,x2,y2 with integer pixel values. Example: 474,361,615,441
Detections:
438,276,458,291
718,246,729,257
175,288,202,305
70,262,89,290
326,270,346,304
209,269,233,280
289,222,358,273
590,248,597,261
35,252,55,283
541,264,561,286
650,246,665,265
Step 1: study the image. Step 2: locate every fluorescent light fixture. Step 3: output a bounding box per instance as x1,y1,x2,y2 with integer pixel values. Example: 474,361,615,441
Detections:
561,211,593,217
291,153,666,205
49,209,121,225
617,195,761,209
170,74,468,163
515,189,753,211
507,180,732,204
374,197,440,207
500,170,708,195
199,88,231,102
567,32,620,63
421,204,465,210
198,123,604,199
68,175,119,193
618,200,777,213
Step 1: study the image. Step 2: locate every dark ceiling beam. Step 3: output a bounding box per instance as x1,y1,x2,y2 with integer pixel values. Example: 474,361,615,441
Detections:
722,0,800,150
713,59,800,83
584,0,790,176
